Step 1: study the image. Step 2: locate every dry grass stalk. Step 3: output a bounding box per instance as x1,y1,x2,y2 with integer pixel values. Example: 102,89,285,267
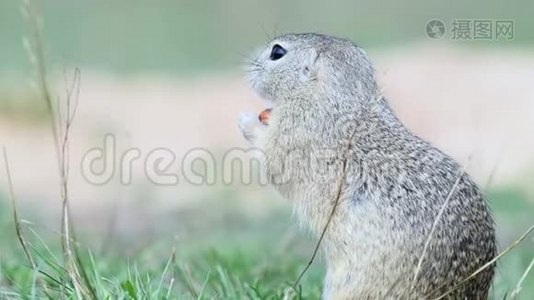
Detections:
433,223,534,300
21,0,89,297
291,93,383,290
410,170,465,290
2,148,52,297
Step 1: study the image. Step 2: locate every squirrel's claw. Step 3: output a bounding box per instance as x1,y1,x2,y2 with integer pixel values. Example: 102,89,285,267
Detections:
238,112,263,143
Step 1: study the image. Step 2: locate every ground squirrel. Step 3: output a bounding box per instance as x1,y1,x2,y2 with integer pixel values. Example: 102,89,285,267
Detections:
238,33,496,299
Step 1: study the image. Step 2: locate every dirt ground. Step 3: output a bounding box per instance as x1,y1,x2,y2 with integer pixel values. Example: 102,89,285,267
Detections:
1,44,533,229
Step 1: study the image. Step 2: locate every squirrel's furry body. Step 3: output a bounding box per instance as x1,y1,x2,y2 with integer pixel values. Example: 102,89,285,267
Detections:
239,33,496,299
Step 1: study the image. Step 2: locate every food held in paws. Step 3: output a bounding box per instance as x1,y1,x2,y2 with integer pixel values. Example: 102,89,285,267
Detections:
259,108,272,125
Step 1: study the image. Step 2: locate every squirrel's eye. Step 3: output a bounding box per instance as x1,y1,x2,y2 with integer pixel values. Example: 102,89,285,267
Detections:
269,44,287,61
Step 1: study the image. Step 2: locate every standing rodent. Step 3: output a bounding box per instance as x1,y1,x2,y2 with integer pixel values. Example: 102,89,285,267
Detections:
238,33,496,299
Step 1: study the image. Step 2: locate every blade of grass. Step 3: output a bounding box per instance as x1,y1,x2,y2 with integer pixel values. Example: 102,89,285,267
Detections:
433,223,534,300
509,255,534,299
177,263,200,298
2,147,52,298
290,98,364,289
27,227,61,268
156,249,175,297
196,271,211,300
410,171,464,290
165,277,175,299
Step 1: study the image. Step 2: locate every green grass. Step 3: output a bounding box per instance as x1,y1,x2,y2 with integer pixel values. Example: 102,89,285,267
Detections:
0,240,322,299
0,188,532,299
0,194,324,299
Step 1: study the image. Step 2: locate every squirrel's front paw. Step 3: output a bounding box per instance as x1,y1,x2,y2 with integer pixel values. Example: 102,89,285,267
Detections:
238,112,264,143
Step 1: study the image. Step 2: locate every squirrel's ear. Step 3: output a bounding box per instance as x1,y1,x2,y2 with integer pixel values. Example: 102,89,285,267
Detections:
301,49,321,81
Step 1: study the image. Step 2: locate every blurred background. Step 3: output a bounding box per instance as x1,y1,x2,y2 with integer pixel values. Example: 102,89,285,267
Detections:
1,0,533,298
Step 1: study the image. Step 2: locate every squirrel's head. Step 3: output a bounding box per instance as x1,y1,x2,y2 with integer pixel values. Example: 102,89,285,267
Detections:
247,33,378,108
